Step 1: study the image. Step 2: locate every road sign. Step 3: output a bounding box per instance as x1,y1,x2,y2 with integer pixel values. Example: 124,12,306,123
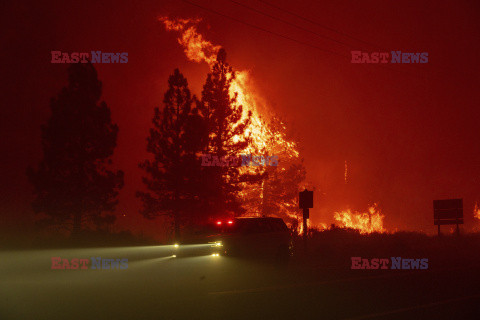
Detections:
299,189,313,209
433,199,463,224
433,198,463,235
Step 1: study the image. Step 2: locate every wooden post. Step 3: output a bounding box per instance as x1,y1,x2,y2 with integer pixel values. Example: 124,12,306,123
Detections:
303,208,308,251
299,189,313,253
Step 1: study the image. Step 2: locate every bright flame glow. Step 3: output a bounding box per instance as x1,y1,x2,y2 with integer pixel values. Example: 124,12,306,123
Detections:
474,203,480,221
159,17,220,65
158,16,299,160
334,204,386,234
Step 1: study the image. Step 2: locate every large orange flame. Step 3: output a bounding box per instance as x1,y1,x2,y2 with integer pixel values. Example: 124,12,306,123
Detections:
333,204,386,234
159,16,299,158
159,17,220,65
160,17,392,234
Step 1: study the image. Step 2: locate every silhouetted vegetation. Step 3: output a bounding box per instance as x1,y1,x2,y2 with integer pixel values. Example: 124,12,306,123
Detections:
137,68,207,240
27,63,124,236
138,50,263,239
297,228,480,269
197,48,259,218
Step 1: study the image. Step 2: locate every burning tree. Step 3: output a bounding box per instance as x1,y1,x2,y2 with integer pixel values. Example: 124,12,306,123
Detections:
27,63,124,235
137,69,207,240
239,116,306,224
198,49,260,219
159,17,306,223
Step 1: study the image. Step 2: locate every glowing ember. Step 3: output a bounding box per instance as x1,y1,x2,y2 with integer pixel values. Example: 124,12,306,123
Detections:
334,204,386,234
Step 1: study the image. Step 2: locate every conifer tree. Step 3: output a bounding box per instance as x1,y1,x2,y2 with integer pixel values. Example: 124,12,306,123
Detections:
137,69,207,240
198,49,259,218
27,63,124,235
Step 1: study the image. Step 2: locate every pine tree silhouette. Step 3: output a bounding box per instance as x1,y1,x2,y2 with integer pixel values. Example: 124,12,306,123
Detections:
137,68,208,240
198,49,258,219
27,62,124,236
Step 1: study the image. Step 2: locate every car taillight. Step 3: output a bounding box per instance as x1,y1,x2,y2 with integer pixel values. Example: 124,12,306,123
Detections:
227,220,233,225
216,221,222,226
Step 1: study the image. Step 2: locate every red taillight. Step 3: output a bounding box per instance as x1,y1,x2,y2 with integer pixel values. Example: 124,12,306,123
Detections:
216,221,222,226
227,220,233,225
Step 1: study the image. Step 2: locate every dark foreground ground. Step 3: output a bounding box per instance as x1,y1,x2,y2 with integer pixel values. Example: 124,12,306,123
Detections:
1,231,480,319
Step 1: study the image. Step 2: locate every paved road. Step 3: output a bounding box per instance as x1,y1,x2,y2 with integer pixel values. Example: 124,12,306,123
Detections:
1,245,479,319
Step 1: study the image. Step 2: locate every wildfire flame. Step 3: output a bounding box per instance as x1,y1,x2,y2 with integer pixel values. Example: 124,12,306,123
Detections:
475,203,480,221
473,203,480,232
159,17,220,65
333,204,386,234
159,16,299,158
160,17,394,236
159,17,390,234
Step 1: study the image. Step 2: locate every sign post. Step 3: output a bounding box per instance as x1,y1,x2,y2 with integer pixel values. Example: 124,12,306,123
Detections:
433,199,463,236
299,189,313,249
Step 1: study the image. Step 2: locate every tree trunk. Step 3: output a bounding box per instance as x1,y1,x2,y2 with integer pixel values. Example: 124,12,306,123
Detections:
173,183,181,242
72,211,82,238
174,103,181,242
261,179,266,216
174,210,181,242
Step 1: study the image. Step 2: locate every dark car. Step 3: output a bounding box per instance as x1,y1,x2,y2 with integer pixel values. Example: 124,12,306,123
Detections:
213,217,292,262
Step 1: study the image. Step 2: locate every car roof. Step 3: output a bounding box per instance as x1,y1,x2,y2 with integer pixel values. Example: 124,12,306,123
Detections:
235,217,283,220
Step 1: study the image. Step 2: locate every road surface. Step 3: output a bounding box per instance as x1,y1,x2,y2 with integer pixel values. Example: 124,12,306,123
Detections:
1,245,479,319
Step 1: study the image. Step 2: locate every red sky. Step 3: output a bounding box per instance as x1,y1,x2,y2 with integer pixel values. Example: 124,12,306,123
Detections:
1,0,480,237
